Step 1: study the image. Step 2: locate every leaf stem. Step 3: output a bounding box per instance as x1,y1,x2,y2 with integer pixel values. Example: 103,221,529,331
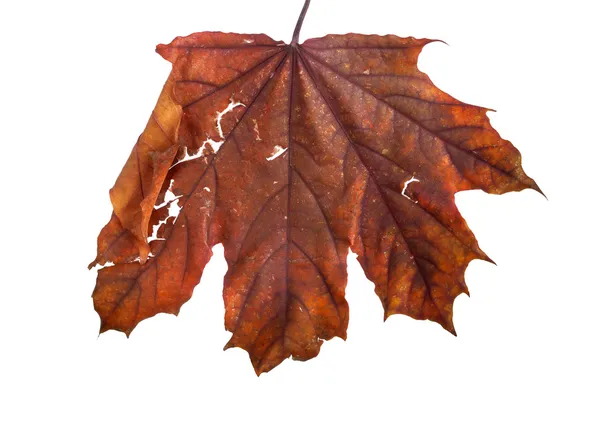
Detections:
291,0,311,46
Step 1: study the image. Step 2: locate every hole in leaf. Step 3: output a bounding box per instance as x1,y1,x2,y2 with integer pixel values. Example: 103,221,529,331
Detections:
216,99,245,139
401,176,420,203
266,145,288,161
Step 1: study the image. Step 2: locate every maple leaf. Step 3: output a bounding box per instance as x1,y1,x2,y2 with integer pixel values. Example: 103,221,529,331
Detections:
90,0,540,374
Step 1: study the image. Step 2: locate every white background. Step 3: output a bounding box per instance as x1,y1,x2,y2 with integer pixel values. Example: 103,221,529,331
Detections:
1,0,598,419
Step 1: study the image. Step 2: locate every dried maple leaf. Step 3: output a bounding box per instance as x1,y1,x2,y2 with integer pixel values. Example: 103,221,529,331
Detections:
90,0,540,374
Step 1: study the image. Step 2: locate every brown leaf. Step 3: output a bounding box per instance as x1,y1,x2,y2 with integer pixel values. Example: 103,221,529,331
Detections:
90,1,540,374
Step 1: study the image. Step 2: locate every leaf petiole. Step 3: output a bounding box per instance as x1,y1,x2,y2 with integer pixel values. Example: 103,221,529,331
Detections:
291,0,311,46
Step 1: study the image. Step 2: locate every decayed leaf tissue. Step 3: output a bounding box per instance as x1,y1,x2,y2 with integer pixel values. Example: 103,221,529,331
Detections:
89,0,540,374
